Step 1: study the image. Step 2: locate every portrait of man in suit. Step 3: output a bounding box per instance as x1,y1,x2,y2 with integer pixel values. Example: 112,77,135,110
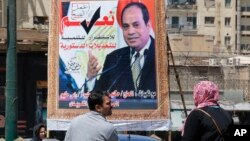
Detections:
85,2,156,109
50,0,169,130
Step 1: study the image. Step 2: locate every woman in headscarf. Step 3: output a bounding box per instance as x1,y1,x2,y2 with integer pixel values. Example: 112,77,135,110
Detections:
181,81,233,141
31,123,47,141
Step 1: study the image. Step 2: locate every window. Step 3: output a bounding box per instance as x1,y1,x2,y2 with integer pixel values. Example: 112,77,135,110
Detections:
205,17,215,24
187,17,193,26
187,16,197,28
247,26,250,31
241,44,245,50
225,0,231,7
187,17,193,22
225,17,231,27
33,16,49,25
241,44,250,51
241,25,245,31
172,16,179,28
241,7,246,12
225,36,231,46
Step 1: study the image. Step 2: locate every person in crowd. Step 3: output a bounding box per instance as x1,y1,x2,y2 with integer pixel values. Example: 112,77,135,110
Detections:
181,81,233,141
86,2,156,97
64,91,118,141
31,123,47,141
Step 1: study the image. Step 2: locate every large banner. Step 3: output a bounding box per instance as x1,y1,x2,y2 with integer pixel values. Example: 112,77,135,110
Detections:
48,0,170,131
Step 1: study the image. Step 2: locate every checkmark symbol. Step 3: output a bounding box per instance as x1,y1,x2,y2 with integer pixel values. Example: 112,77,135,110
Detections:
81,7,101,34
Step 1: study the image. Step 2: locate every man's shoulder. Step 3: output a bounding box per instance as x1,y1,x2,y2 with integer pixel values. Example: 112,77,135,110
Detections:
71,114,86,123
103,121,115,127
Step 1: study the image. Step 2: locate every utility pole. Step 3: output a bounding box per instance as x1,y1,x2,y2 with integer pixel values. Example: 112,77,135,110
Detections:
5,0,18,140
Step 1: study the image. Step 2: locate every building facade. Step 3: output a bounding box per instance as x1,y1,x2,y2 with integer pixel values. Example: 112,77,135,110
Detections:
167,0,250,130
0,0,49,138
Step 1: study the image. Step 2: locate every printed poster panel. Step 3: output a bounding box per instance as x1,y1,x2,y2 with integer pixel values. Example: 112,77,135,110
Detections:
48,0,170,131
59,0,119,109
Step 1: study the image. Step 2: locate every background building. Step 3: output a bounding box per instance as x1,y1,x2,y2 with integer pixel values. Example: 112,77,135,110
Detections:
0,0,49,138
0,0,250,139
167,0,250,131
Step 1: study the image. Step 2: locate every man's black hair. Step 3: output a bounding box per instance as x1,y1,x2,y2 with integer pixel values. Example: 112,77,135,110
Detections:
88,90,109,111
121,2,150,25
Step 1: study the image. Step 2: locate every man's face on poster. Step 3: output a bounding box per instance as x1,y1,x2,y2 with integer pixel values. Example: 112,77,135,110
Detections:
122,6,151,51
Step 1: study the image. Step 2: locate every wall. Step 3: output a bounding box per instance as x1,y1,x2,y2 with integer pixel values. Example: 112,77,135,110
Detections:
17,0,50,29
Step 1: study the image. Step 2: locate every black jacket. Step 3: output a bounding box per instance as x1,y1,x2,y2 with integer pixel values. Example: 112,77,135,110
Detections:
182,106,233,141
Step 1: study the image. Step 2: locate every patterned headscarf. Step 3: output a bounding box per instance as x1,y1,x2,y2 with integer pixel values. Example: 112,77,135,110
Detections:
193,81,219,108
181,81,220,136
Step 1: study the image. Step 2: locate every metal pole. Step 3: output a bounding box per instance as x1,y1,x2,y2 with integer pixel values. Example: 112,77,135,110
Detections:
5,0,18,140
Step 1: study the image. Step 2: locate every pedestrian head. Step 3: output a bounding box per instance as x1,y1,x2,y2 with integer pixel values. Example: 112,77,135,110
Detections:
33,123,47,141
193,81,219,108
88,91,112,116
